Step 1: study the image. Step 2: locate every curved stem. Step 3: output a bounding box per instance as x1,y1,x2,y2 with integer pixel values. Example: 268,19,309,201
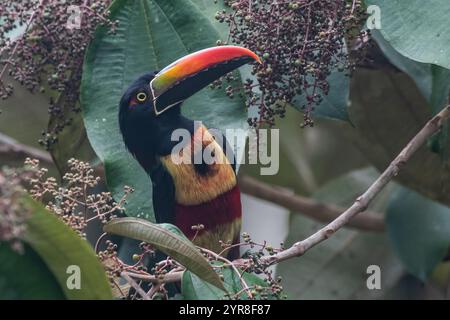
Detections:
200,247,253,299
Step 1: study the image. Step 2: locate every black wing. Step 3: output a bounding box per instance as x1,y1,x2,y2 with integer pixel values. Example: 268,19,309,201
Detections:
150,162,176,224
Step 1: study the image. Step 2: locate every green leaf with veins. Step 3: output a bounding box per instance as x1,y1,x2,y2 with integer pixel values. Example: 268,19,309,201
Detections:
22,197,112,300
386,187,450,281
104,217,226,291
0,243,65,300
366,0,450,70
182,262,271,300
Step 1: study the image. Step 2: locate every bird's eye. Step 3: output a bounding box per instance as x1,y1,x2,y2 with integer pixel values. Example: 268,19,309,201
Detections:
136,92,147,102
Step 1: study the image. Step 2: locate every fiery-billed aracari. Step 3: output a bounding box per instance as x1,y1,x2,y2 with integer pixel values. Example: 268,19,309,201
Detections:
118,46,260,258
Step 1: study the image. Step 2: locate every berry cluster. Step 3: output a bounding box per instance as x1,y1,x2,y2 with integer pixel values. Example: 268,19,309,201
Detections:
24,158,131,237
0,0,116,148
215,0,367,127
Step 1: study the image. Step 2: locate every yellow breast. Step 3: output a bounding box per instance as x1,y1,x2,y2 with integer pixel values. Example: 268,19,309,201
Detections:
160,125,236,206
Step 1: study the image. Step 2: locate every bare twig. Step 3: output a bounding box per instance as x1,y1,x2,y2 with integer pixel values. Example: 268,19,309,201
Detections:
121,272,150,300
94,232,108,253
260,105,450,266
0,132,52,164
125,270,183,284
146,283,162,299
239,175,385,232
199,247,253,299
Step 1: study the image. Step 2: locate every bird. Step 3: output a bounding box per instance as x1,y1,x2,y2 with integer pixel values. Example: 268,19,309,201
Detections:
118,46,260,259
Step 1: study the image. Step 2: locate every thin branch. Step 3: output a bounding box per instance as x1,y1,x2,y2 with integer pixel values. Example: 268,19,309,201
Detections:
199,247,253,299
146,283,162,299
239,175,385,232
121,272,150,300
260,105,450,266
125,270,183,284
0,132,52,164
94,232,108,253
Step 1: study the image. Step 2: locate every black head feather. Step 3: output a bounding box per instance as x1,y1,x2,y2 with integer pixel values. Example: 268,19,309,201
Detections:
118,71,187,172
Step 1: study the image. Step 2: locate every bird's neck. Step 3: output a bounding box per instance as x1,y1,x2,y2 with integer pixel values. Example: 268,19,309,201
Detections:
129,112,194,173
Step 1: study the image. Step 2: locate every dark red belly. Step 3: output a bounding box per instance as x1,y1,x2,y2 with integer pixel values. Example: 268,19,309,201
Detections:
174,185,242,239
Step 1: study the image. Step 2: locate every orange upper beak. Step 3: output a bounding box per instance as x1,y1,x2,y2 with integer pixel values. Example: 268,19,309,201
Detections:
150,45,261,115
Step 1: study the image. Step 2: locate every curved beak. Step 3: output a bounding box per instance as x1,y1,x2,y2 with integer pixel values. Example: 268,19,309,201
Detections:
150,45,261,115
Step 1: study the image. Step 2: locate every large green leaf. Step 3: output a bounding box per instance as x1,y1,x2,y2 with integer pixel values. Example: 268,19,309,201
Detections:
22,197,113,300
292,69,350,122
366,0,450,70
81,0,248,222
0,243,65,300
182,270,225,300
190,0,230,37
386,187,450,281
277,168,404,299
345,68,450,207
182,264,269,300
104,217,225,291
370,30,450,158
371,30,450,116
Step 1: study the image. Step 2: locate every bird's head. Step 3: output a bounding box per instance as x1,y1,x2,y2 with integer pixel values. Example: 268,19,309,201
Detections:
118,45,260,169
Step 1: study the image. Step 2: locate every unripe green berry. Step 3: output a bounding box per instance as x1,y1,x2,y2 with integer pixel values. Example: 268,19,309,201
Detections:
132,254,140,261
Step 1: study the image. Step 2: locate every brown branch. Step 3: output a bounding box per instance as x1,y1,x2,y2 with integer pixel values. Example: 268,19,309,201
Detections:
0,132,53,164
146,283,162,300
239,175,385,232
121,272,150,300
124,270,183,284
260,105,450,266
